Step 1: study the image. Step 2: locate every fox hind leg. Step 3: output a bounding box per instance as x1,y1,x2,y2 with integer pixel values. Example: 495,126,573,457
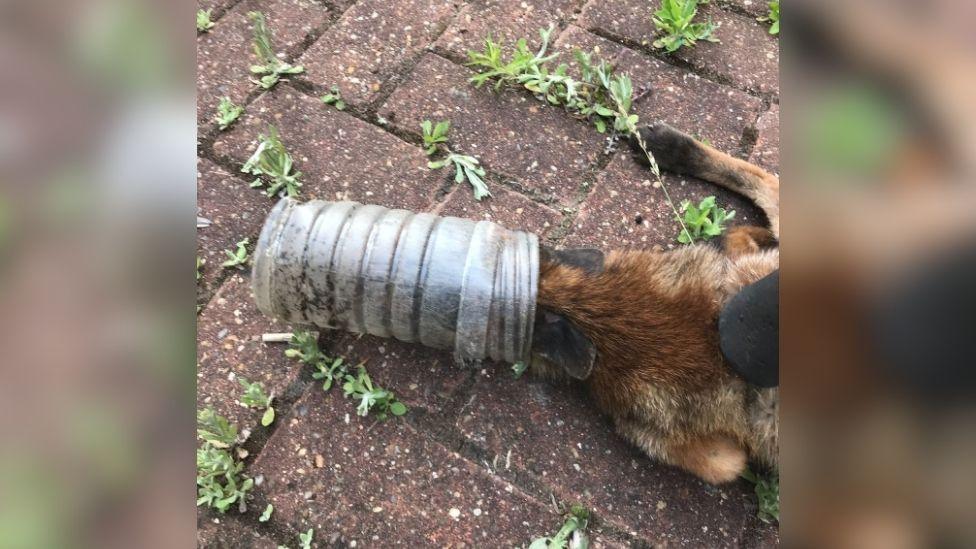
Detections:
615,417,747,484
632,122,780,238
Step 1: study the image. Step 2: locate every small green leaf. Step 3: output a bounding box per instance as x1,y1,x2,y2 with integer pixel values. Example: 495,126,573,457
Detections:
247,12,303,89
242,126,303,197
675,195,732,243
434,120,451,138
259,504,273,522
512,361,528,379
197,9,215,32
652,0,718,52
216,97,243,130
221,238,251,268
261,407,275,426
299,528,313,549
389,401,407,416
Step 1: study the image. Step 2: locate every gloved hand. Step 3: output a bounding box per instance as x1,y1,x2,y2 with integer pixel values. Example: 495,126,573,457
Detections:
719,270,779,388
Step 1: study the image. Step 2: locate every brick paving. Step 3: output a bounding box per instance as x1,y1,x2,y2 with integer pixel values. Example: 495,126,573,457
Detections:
197,0,779,546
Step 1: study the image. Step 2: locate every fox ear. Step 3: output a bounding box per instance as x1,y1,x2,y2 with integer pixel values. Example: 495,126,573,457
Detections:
532,308,596,380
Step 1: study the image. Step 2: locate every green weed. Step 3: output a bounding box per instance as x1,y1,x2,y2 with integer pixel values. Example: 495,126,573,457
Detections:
197,407,238,448
285,330,326,363
196,408,253,513
421,120,451,155
259,503,273,522
758,1,779,35
197,445,253,513
421,120,491,200
342,366,408,419
467,27,636,136
288,331,348,391
221,238,250,268
197,9,215,32
529,504,590,548
467,26,559,91
469,27,695,244
216,96,243,130
512,361,528,379
320,85,346,110
741,469,779,523
312,356,348,391
428,153,491,201
196,256,204,281
242,126,303,198
651,0,719,52
238,377,275,427
247,11,304,89
676,196,735,244
298,528,313,549
285,330,407,420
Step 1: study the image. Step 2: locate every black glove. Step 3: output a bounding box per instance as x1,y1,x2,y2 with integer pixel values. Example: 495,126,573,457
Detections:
719,270,779,388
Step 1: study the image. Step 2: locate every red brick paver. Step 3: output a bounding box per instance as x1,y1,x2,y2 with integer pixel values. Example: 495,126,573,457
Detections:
436,184,565,238
750,103,780,174
197,0,239,16
197,273,301,435
722,0,774,18
296,0,460,108
563,153,765,250
578,0,779,94
196,0,332,129
380,53,605,205
435,0,582,60
328,333,471,420
196,158,275,301
197,513,284,548
213,85,443,212
249,386,562,547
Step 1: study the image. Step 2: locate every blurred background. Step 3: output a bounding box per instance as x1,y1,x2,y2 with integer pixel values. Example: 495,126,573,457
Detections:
0,0,195,547
787,0,976,547
0,0,974,546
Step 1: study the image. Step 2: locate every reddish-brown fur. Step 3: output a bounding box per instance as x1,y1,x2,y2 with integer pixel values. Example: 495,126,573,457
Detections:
531,123,779,483
539,252,730,406
723,226,777,259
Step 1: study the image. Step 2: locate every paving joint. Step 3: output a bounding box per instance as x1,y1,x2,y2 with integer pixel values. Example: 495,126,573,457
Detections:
714,0,767,20
195,164,274,310
198,0,246,26
198,0,347,141
585,25,776,103
283,78,583,213
449,432,657,547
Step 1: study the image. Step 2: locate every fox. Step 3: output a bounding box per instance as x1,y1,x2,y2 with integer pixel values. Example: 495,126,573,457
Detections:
530,122,779,484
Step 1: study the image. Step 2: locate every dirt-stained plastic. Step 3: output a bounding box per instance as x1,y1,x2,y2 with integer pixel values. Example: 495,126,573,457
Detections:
252,198,539,364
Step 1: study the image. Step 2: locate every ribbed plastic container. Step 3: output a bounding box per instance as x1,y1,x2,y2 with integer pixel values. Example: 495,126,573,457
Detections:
252,198,539,364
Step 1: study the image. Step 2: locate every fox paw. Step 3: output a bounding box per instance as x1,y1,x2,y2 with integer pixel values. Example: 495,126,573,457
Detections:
630,122,705,175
